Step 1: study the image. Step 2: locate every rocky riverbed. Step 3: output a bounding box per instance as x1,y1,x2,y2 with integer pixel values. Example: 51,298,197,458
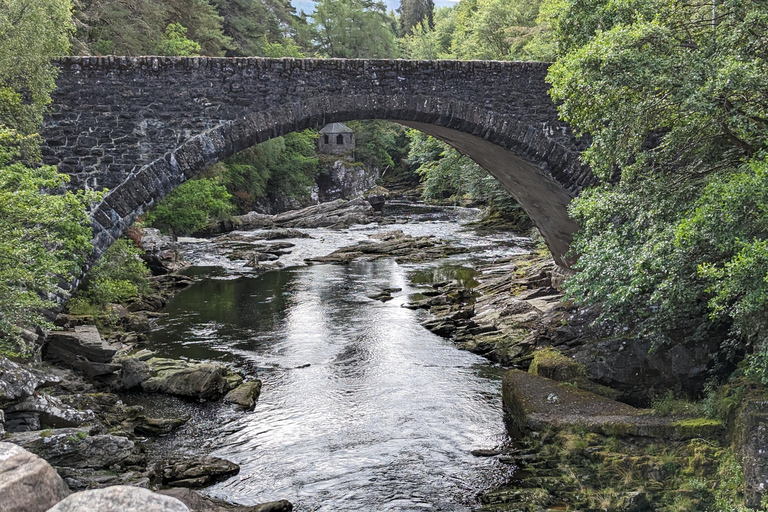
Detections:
3,197,768,511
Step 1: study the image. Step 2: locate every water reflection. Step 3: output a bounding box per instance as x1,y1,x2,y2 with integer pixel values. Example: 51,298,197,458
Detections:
147,259,513,511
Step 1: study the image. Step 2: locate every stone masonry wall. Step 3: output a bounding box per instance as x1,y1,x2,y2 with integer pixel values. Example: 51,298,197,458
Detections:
42,57,594,269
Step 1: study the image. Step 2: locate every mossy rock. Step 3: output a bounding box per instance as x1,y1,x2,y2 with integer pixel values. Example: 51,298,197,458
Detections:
529,347,584,382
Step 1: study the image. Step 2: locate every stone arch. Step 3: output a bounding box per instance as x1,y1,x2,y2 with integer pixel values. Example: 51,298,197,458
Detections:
86,95,587,272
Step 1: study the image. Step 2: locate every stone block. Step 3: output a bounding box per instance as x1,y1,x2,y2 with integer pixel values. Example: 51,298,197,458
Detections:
0,442,71,512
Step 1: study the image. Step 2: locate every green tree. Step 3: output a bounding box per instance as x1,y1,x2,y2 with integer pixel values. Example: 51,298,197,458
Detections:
346,121,409,173
155,23,202,56
210,0,310,56
72,0,168,56
220,130,318,212
450,0,551,60
0,130,97,356
73,0,232,56
71,238,151,309
399,7,456,59
398,0,434,35
311,0,399,58
543,0,768,371
0,0,74,135
0,0,99,357
145,178,234,235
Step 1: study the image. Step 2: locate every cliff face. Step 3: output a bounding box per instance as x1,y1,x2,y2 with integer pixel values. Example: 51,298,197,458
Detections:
314,160,380,203
255,159,380,215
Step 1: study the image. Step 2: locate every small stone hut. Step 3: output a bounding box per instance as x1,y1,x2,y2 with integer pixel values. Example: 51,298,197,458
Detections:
318,123,355,155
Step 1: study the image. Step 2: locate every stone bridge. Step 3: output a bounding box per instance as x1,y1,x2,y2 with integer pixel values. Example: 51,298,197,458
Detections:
42,56,594,271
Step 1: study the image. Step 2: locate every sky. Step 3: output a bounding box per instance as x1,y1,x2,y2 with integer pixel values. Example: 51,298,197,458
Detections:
291,0,460,15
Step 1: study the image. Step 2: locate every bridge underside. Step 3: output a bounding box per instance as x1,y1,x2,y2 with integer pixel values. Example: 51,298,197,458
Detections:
400,121,579,266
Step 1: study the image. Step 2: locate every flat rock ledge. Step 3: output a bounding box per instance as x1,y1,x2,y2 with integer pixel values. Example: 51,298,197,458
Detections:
306,230,467,264
502,370,723,440
204,197,377,235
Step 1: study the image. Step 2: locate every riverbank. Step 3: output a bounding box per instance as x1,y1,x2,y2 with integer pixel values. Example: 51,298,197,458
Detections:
2,197,767,511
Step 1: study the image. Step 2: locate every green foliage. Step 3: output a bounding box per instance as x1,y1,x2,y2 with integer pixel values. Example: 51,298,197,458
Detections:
155,23,201,56
398,0,434,35
220,130,318,213
70,238,151,310
0,129,98,356
346,120,409,173
713,450,750,512
548,0,768,369
311,0,399,58
0,0,74,135
145,178,234,235
406,129,515,206
73,0,233,56
399,7,456,59
399,0,553,61
210,0,309,56
261,37,306,58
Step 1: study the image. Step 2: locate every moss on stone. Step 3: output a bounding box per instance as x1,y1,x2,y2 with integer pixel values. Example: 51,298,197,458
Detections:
529,347,585,382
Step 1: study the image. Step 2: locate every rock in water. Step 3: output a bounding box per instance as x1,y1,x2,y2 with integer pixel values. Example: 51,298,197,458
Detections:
224,381,262,409
153,456,240,488
47,486,189,512
115,355,243,400
0,441,70,512
140,358,242,400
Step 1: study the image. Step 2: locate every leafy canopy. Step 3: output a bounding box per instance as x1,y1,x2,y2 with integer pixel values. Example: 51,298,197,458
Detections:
155,23,202,56
311,0,399,58
0,130,98,355
144,178,234,235
400,0,554,60
0,0,74,135
544,0,768,373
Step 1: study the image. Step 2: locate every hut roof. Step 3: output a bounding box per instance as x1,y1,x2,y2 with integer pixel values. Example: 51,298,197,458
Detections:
319,122,354,134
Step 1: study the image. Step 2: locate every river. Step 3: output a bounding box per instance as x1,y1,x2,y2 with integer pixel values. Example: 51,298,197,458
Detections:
144,204,530,511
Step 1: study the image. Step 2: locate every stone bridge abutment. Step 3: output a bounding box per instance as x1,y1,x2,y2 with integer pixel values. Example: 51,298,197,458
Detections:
42,56,594,275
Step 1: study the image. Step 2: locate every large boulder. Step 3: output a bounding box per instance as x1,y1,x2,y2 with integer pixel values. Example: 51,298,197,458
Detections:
123,357,242,400
535,304,719,405
272,197,374,228
224,381,262,409
564,336,719,406
7,428,137,469
45,325,122,380
47,486,189,512
0,442,70,512
45,326,118,364
315,160,380,203
136,227,185,275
